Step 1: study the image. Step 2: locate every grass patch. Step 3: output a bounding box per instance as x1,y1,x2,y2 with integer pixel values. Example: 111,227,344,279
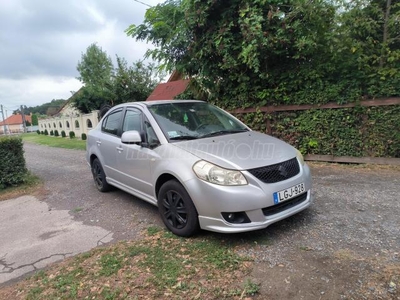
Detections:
20,133,86,150
0,228,258,299
0,172,42,201
72,207,83,213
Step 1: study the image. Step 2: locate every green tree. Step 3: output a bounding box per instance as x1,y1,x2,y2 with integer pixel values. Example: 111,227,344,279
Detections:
127,0,338,107
337,0,400,97
13,100,67,116
127,0,399,108
114,56,161,103
74,44,163,113
31,114,38,126
75,44,115,113
77,43,114,87
126,0,188,72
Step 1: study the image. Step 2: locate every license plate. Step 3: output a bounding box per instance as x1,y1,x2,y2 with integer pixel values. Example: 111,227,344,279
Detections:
273,183,305,204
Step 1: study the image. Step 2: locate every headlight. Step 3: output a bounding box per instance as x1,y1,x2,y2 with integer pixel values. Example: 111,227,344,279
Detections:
192,160,248,186
296,150,305,165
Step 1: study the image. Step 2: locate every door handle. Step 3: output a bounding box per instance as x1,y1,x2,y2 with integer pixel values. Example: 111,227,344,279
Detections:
96,141,102,146
116,146,124,152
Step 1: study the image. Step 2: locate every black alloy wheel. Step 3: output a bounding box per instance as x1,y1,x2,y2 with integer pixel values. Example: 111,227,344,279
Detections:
91,158,110,192
158,180,199,237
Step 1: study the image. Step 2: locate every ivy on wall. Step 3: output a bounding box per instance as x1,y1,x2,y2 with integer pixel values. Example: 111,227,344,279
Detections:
236,106,400,158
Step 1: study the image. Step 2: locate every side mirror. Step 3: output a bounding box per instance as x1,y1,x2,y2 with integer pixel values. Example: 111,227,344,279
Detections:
121,131,142,144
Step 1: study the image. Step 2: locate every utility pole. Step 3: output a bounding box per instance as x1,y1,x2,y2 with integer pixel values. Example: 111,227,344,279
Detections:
0,104,7,134
20,105,27,133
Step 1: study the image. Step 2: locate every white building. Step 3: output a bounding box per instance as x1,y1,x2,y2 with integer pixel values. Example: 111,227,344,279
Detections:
38,102,99,138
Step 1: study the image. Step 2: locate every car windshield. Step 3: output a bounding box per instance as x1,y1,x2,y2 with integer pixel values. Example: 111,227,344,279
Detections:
148,102,248,141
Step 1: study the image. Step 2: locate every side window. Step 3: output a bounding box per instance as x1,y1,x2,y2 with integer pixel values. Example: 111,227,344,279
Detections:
122,109,142,133
145,119,160,147
102,109,123,136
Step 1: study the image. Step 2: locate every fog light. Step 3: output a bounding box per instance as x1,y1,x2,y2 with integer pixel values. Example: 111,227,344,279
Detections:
221,212,251,224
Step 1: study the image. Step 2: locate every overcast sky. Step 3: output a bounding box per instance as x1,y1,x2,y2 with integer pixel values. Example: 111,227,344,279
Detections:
0,0,163,118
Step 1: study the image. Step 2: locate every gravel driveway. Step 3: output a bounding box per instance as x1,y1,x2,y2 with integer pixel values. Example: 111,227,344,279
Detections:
20,143,400,299
23,142,163,241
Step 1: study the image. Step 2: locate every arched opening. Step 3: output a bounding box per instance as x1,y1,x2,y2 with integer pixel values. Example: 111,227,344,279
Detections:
66,121,70,129
59,122,62,128
75,120,80,129
87,119,93,128
53,122,56,128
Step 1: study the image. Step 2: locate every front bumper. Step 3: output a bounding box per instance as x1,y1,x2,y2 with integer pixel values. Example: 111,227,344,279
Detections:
183,162,313,233
198,190,312,233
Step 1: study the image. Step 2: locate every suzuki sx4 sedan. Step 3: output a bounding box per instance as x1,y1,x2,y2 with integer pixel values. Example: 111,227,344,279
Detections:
86,100,313,236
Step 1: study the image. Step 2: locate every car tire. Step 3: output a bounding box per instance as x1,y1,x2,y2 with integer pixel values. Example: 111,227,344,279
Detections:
158,180,199,237
91,158,111,192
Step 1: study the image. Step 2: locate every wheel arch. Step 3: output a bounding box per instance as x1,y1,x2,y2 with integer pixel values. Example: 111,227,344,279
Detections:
155,173,181,199
90,154,98,166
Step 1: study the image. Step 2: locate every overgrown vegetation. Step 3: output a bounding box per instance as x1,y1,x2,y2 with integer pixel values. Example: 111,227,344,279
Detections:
0,137,28,190
238,106,400,157
128,0,399,108
128,0,399,158
1,228,258,299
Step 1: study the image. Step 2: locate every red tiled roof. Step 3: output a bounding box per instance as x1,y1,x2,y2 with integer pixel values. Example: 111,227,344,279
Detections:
146,80,190,101
0,114,32,126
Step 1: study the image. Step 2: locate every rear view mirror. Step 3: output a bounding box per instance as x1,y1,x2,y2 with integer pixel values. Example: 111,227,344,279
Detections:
121,131,142,144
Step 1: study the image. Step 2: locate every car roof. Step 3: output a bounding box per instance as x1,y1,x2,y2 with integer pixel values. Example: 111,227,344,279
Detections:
121,100,205,107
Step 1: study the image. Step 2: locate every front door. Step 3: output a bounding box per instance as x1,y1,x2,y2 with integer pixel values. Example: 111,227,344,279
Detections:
116,108,160,201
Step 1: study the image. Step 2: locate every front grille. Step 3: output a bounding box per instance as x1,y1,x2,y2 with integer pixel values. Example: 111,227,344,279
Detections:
262,192,308,216
247,157,300,183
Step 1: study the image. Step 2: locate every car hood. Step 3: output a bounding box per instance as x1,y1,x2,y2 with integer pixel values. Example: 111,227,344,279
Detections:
172,131,298,170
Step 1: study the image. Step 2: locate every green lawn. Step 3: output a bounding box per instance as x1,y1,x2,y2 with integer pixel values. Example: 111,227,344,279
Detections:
21,133,86,150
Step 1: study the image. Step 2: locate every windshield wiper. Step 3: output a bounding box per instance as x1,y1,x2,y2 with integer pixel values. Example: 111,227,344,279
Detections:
169,135,199,141
200,129,248,139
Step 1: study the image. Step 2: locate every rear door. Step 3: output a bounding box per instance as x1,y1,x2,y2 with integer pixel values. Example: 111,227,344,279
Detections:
98,108,124,182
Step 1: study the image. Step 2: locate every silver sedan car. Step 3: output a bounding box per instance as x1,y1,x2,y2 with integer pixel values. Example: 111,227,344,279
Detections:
86,100,313,236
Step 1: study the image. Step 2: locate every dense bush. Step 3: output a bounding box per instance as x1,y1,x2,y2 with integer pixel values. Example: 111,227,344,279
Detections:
0,137,27,189
41,131,44,134
81,133,87,140
36,130,40,135
44,129,48,135
61,130,66,138
69,131,75,139
54,130,59,137
50,130,54,136
236,105,400,158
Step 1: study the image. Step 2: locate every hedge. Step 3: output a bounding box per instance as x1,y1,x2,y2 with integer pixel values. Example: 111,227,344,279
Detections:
0,137,27,189
237,105,400,158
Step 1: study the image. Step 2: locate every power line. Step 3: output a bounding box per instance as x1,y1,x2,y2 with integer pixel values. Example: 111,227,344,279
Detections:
133,0,152,7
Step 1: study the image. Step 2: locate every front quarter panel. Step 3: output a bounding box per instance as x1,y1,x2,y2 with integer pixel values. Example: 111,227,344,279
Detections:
151,144,199,184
